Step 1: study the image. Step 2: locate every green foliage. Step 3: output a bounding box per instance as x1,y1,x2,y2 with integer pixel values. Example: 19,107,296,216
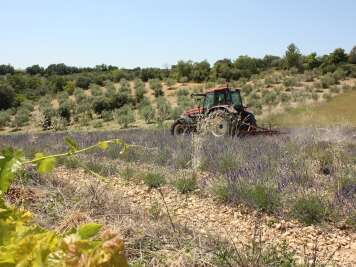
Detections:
76,76,92,89
284,43,303,70
0,64,15,75
349,46,356,64
0,206,128,266
144,172,166,188
239,184,280,214
320,73,336,88
173,175,197,194
101,110,114,122
148,79,163,97
139,104,155,123
63,80,76,95
115,105,135,128
12,109,30,128
156,97,172,125
0,83,16,110
134,79,145,102
0,111,11,128
291,195,328,225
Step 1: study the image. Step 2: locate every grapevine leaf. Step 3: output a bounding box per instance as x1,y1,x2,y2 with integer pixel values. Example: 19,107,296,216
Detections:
64,137,79,153
78,223,102,239
98,141,109,150
0,148,24,192
34,153,56,174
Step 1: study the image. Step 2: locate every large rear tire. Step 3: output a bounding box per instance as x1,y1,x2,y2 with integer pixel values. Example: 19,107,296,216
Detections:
199,110,233,137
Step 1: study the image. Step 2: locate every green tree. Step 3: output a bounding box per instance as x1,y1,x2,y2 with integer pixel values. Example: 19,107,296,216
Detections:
64,80,76,95
0,83,16,110
284,43,303,70
171,60,193,81
191,60,210,82
348,46,356,64
26,64,44,75
328,48,348,65
304,53,321,69
212,59,235,81
0,64,15,75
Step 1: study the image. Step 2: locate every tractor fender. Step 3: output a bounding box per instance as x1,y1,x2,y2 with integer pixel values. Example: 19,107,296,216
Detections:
175,116,193,125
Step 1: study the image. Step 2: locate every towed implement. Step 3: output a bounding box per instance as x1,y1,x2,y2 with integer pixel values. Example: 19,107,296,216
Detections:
171,86,282,137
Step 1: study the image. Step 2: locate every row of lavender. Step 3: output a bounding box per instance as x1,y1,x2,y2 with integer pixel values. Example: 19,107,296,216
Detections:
0,128,355,225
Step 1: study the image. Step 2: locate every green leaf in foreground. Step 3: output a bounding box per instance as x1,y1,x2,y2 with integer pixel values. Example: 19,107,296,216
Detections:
0,148,24,192
98,141,109,150
78,223,102,239
34,153,56,174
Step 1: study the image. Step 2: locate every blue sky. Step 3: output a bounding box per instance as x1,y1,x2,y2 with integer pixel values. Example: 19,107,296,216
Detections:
1,0,355,68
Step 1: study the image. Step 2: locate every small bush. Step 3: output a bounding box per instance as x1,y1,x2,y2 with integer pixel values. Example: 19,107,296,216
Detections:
62,156,80,169
0,111,11,128
139,104,155,123
320,73,336,88
144,172,166,188
173,175,197,194
239,184,280,214
13,110,30,128
291,195,328,225
149,79,163,97
76,76,92,89
115,105,135,128
101,110,114,122
93,121,103,128
330,85,340,94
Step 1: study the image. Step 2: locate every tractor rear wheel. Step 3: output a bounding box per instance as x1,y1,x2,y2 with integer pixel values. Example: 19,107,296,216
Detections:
201,110,233,137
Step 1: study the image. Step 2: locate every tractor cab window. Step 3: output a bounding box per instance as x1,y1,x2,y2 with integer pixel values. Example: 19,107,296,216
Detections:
204,91,226,111
229,91,242,108
203,93,215,110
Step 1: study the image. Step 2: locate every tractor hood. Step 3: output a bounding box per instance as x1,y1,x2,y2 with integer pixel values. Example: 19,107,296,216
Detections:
184,107,203,116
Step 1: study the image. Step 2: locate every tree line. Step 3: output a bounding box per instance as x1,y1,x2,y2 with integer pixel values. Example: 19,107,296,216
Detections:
0,44,356,111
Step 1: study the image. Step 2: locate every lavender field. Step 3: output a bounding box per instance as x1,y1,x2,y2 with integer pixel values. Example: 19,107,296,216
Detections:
1,127,355,225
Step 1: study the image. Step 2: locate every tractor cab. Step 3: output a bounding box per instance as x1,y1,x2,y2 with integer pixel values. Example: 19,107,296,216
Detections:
202,87,243,112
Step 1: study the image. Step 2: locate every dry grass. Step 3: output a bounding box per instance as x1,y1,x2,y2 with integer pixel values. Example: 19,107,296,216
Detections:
263,89,356,127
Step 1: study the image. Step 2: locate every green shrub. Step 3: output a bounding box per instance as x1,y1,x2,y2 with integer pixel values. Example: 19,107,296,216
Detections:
170,106,184,120
156,97,172,125
144,172,166,188
320,73,336,88
140,104,155,123
149,79,163,97
323,93,332,101
291,195,328,225
13,109,30,127
283,77,297,87
74,87,86,102
90,84,103,96
239,184,280,214
63,80,76,95
115,105,135,128
62,156,80,169
165,78,176,87
333,68,346,81
134,79,145,102
0,111,11,128
101,110,114,122
173,175,197,194
76,76,92,89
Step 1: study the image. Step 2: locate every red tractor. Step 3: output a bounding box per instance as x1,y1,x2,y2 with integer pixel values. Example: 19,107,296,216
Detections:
171,86,279,137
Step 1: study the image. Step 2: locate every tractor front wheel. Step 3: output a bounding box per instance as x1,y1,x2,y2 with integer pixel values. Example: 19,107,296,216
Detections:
171,121,189,136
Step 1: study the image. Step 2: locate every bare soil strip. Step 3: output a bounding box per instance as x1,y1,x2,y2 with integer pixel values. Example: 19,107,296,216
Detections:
47,167,356,266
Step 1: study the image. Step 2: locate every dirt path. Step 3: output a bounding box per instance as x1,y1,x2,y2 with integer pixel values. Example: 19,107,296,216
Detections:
55,168,356,266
